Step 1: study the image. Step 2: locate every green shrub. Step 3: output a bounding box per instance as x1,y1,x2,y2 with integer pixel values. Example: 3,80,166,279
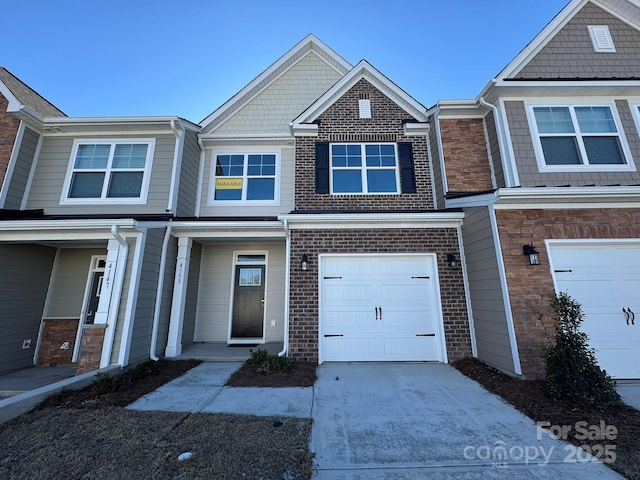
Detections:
541,292,620,409
250,348,270,363
250,348,289,373
92,372,127,395
128,360,159,382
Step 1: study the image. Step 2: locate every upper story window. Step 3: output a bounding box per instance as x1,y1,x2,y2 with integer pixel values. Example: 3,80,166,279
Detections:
61,139,155,204
528,103,633,171
330,143,399,194
210,152,279,204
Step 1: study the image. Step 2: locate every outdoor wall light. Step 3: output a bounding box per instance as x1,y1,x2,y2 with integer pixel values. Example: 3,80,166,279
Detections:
447,253,459,269
301,254,309,271
523,243,540,266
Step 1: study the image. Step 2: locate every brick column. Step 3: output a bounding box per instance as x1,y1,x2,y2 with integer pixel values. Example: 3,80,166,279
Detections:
76,325,107,375
37,318,79,366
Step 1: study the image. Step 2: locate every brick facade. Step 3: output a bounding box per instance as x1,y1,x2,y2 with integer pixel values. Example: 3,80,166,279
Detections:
288,228,472,362
37,318,79,366
495,208,640,378
439,118,493,193
76,325,106,375
0,94,20,186
294,79,434,210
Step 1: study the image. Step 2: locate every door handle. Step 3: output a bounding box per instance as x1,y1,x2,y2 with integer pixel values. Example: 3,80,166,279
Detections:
379,306,382,320
375,307,379,320
624,308,629,325
629,308,635,326
261,298,265,308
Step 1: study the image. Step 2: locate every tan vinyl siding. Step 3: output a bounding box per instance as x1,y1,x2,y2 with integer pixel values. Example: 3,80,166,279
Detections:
4,127,39,209
429,115,444,208
110,236,138,364
461,207,515,374
199,146,294,217
505,100,640,187
0,244,56,374
485,111,505,189
215,53,343,135
182,241,202,346
26,135,175,215
176,130,200,217
195,242,285,342
155,235,177,355
46,248,106,318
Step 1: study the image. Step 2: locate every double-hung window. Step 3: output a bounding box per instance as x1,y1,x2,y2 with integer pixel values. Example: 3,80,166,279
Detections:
62,139,154,203
330,143,399,194
529,104,631,170
212,152,278,203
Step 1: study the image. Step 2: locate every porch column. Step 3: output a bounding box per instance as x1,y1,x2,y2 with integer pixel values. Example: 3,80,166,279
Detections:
165,237,192,357
93,239,120,325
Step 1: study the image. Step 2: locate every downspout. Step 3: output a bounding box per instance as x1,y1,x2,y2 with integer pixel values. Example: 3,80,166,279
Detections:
149,223,172,361
167,120,183,214
278,218,291,357
195,135,206,217
479,97,515,188
102,225,129,368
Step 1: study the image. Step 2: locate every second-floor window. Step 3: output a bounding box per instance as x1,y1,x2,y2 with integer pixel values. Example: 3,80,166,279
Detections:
330,143,399,194
62,139,155,203
529,105,630,169
212,153,278,203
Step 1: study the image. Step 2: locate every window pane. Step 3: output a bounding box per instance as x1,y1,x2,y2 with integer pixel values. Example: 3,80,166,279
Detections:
332,144,361,167
215,187,242,200
540,137,582,165
237,255,266,263
239,268,262,286
333,170,362,193
332,145,346,156
75,144,110,169
367,170,397,193
247,178,275,200
575,107,617,133
69,172,105,198
215,155,244,176
534,107,575,134
107,171,143,197
112,144,147,168
583,136,625,164
247,154,276,176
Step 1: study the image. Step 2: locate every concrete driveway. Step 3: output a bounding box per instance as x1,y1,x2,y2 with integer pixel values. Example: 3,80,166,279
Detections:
311,363,623,479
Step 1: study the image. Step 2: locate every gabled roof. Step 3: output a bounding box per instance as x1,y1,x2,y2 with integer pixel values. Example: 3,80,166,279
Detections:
497,0,640,80
199,34,352,133
0,67,65,117
291,59,428,127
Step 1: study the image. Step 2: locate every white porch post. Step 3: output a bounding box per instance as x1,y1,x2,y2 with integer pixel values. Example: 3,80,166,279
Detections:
94,239,120,325
165,237,193,357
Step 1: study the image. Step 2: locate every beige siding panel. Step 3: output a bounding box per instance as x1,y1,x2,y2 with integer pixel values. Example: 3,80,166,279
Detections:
182,240,202,346
199,146,294,217
176,130,200,217
4,127,39,209
215,53,343,135
26,135,175,215
461,207,515,373
195,242,285,342
110,236,138,364
46,248,106,318
513,3,640,79
155,235,177,356
0,244,56,374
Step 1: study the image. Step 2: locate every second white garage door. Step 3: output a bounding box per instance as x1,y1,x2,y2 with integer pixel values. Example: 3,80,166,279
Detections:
319,254,445,363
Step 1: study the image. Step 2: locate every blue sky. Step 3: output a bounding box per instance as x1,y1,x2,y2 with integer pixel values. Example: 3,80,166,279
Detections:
2,0,568,122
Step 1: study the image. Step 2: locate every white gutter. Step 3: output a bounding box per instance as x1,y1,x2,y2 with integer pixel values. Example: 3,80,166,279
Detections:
167,120,184,214
479,97,516,188
195,135,206,217
0,219,137,231
149,224,172,361
278,218,290,357
101,225,129,368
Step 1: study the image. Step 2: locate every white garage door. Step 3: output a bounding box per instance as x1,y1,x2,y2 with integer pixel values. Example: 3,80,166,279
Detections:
549,243,640,379
319,255,444,363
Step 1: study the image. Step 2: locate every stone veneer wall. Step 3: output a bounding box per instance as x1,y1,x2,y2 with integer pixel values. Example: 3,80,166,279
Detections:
37,318,79,366
76,325,106,375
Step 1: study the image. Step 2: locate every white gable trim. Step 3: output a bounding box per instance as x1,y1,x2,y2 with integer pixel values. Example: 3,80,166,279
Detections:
0,81,22,112
292,60,428,127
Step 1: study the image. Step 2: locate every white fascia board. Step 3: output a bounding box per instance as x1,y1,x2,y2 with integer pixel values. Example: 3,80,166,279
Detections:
291,123,319,137
496,185,640,199
0,81,22,112
403,122,430,136
494,80,640,88
445,192,499,209
0,219,137,232
42,116,198,130
279,212,465,230
170,220,285,237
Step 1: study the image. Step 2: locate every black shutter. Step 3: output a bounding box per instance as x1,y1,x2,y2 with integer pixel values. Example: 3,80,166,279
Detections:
315,142,330,194
398,142,417,194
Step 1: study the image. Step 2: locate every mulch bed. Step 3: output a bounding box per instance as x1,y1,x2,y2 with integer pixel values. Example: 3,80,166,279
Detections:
453,356,640,480
225,359,317,387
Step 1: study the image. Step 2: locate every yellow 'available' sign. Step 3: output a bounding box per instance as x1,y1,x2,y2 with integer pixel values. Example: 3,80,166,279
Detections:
216,178,243,189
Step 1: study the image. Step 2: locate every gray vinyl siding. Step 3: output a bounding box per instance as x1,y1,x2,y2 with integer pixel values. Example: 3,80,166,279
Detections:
176,130,200,217
429,115,444,208
0,244,56,375
3,127,39,209
110,237,138,365
505,100,640,187
26,135,175,215
46,248,106,318
513,3,640,79
484,111,505,189
461,207,515,374
182,240,202,346
154,235,177,355
195,242,286,342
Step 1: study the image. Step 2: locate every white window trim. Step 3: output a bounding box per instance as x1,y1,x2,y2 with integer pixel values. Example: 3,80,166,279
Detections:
525,99,635,173
208,148,281,206
60,138,155,205
329,143,401,195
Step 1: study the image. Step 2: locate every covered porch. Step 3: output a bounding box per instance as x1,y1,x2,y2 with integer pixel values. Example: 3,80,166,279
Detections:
176,342,284,361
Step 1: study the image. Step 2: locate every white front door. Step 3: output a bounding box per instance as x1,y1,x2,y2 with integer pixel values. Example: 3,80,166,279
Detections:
549,243,640,378
319,254,445,363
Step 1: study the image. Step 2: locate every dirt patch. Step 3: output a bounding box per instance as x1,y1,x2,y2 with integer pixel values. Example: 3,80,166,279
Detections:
226,359,317,387
453,356,640,480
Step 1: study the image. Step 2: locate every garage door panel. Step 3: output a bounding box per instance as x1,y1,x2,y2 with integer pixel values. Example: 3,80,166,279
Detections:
382,308,437,330
323,259,373,277
379,258,430,276
380,284,432,304
324,337,377,359
383,337,438,357
324,310,374,329
324,284,374,301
